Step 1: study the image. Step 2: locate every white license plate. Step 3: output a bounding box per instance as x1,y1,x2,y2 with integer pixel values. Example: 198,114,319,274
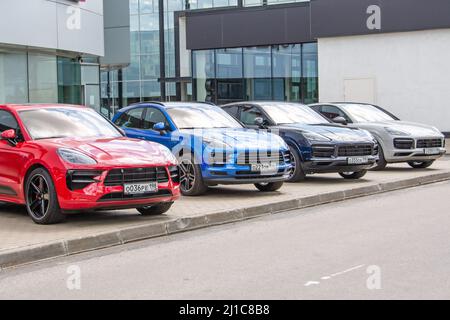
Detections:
424,148,441,155
251,163,279,175
124,182,158,195
347,156,369,165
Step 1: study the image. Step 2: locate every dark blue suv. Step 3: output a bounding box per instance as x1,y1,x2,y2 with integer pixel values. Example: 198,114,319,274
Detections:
112,102,292,195
222,102,378,181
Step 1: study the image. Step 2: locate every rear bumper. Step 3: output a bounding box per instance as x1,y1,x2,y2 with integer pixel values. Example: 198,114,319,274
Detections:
303,156,378,174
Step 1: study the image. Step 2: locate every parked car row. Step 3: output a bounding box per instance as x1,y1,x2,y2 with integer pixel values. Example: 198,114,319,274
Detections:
0,101,446,224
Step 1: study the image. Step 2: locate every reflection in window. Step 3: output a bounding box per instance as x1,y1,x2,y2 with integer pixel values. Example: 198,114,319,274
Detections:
216,48,243,79
302,43,318,104
29,53,58,103
0,51,28,104
192,43,318,104
57,57,82,105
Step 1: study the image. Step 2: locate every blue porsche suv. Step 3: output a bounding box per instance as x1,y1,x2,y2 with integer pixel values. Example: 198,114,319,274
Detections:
113,102,292,196
222,102,378,182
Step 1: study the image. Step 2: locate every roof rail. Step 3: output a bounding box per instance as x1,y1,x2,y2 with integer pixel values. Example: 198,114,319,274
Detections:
137,101,166,106
195,101,216,106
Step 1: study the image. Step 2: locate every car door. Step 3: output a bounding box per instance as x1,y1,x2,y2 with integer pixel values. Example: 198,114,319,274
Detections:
0,110,26,199
313,105,352,124
114,107,146,139
239,105,271,129
141,107,180,150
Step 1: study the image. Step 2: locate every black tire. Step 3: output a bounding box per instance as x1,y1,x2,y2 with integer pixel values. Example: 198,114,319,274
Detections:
407,160,435,169
254,181,284,192
25,168,65,225
137,202,173,216
339,170,368,180
178,153,208,196
371,143,387,171
287,146,306,182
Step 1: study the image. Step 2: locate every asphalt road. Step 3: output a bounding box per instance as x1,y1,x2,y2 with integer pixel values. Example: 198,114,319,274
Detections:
1,181,449,300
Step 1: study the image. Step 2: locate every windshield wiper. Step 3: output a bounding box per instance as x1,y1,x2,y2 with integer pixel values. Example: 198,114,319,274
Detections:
36,136,68,140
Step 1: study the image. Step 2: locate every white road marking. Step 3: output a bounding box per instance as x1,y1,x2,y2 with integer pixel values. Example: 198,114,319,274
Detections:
304,264,366,287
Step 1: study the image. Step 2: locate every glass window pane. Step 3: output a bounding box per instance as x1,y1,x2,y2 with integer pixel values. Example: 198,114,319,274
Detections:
0,51,28,104
216,48,243,79
244,0,263,7
130,0,140,14
141,55,161,79
57,57,82,104
141,80,161,100
29,53,58,103
243,46,271,78
302,42,318,104
192,50,215,79
123,55,141,81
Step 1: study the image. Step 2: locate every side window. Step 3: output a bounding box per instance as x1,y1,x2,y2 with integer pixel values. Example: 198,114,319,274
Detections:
114,108,144,129
240,106,268,126
223,106,240,119
0,110,19,132
143,108,169,130
320,105,351,122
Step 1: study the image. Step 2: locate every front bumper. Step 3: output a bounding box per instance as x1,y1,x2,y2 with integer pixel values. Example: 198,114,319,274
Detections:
202,163,292,185
385,137,446,163
303,156,378,174
54,167,180,211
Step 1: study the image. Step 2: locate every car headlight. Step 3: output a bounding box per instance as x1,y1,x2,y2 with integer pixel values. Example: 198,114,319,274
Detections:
385,127,411,136
203,138,231,149
57,148,97,165
431,126,443,135
302,131,331,142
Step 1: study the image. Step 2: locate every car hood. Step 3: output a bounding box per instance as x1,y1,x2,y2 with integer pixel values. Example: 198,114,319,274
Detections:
179,128,288,150
41,137,174,166
277,123,374,142
358,120,443,137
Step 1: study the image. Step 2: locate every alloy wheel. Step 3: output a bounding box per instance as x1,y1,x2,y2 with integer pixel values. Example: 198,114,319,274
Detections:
27,174,50,219
179,159,196,193
288,150,297,180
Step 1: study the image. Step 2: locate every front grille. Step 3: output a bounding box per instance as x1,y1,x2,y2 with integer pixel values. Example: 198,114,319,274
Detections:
417,139,442,148
338,145,373,157
104,167,169,187
67,170,103,191
98,189,172,202
236,151,284,165
394,138,414,150
312,145,335,158
168,166,180,184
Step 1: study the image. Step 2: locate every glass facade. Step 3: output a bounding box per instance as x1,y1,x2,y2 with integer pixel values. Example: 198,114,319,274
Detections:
193,43,318,104
101,0,240,113
101,0,315,114
0,50,86,106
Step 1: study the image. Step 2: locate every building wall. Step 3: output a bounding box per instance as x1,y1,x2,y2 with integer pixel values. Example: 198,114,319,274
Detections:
318,29,450,132
0,0,104,56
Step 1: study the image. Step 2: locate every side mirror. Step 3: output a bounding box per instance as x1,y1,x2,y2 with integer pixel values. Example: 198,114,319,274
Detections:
332,116,348,125
254,117,267,129
1,129,18,146
153,122,167,135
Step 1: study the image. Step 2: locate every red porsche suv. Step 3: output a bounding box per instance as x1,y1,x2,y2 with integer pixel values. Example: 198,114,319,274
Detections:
0,104,180,224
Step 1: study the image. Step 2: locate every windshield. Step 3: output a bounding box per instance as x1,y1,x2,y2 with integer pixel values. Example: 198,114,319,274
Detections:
339,104,396,122
261,103,329,125
19,107,122,140
167,107,243,129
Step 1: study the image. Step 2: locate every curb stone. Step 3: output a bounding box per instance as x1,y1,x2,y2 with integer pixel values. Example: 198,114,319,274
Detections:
1,171,450,269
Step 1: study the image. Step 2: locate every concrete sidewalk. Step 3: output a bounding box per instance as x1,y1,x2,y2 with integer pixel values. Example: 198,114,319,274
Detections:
1,159,450,268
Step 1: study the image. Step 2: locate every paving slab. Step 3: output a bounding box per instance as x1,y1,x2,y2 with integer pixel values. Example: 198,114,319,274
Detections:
1,159,450,268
